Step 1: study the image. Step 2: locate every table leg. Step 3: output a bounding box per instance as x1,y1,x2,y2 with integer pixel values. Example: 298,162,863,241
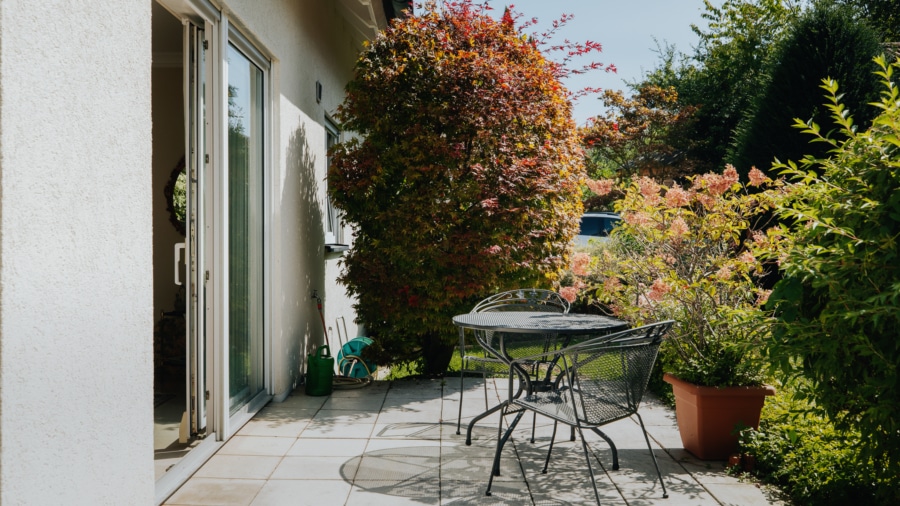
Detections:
464,370,527,445
456,327,466,436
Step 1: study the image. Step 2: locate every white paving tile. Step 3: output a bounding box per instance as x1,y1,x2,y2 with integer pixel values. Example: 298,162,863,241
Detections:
346,479,440,505
237,418,310,438
440,479,532,505
193,455,281,480
365,438,442,452
218,435,296,456
270,455,359,481
165,477,265,506
376,407,443,424
323,394,386,411
249,479,352,506
288,437,368,457
704,482,779,506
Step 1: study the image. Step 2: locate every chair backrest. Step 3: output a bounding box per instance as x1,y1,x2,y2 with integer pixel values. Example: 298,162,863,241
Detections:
472,289,569,314
562,321,674,426
469,289,569,354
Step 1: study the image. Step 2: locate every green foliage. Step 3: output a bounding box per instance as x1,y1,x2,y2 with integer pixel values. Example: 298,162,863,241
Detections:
567,169,785,386
834,0,900,41
739,380,893,504
728,2,884,176
762,57,900,486
328,1,585,374
644,0,802,171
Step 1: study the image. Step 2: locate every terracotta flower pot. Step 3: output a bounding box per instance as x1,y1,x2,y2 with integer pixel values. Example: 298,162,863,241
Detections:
664,373,775,460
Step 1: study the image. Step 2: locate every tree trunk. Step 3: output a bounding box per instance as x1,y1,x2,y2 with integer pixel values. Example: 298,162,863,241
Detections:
421,336,455,377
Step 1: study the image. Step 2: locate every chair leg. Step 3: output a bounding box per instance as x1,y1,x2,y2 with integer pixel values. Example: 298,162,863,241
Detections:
457,369,490,436
492,408,523,476
576,425,604,505
541,421,559,473
486,407,524,496
457,330,467,436
635,412,668,498
467,374,526,445
482,371,490,410
465,400,506,446
457,368,465,435
590,428,619,470
492,404,506,476
530,411,537,443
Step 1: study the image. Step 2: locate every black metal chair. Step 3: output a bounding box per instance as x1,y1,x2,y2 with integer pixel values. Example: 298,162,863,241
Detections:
485,320,674,504
456,289,569,443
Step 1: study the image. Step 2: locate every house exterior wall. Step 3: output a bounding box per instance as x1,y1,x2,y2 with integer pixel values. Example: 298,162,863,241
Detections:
0,1,155,504
221,0,366,397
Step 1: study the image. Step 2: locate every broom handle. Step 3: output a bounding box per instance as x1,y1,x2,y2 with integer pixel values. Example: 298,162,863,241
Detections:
315,295,330,349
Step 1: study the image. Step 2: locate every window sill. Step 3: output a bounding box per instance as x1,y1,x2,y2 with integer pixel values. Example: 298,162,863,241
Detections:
325,243,349,253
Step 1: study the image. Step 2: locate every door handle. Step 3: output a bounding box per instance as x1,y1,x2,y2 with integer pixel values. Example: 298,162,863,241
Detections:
174,242,186,285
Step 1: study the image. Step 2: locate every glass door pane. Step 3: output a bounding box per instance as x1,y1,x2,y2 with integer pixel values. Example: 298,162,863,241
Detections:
226,43,264,414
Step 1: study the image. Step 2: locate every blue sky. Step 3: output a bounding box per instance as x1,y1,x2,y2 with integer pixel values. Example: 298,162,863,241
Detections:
488,0,722,125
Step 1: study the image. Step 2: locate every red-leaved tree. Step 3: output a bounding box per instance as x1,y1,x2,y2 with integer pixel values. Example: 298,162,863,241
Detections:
581,86,700,181
329,1,605,374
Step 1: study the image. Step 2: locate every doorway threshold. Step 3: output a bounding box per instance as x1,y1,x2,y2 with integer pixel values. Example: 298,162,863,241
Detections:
154,435,222,506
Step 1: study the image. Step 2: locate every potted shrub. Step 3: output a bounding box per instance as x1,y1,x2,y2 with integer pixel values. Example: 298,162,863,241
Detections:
567,167,784,459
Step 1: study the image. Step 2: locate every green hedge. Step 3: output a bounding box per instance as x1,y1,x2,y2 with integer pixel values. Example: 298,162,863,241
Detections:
738,381,894,505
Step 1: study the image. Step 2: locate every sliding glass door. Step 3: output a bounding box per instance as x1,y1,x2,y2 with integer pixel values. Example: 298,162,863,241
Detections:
226,43,265,414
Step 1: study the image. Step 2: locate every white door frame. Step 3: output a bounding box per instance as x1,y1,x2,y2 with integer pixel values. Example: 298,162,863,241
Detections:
220,20,275,434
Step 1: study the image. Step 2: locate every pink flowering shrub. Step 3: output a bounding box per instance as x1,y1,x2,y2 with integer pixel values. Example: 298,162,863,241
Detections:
568,166,786,386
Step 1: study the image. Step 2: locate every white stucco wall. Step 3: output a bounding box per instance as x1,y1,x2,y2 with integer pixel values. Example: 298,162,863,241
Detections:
0,1,154,504
222,0,366,398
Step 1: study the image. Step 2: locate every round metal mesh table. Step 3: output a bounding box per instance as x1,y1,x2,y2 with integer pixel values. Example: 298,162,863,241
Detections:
452,311,627,335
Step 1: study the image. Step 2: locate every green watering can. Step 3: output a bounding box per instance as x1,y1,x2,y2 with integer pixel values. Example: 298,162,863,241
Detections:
305,345,334,396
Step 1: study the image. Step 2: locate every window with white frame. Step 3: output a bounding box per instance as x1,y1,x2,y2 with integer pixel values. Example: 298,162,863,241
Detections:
324,119,344,244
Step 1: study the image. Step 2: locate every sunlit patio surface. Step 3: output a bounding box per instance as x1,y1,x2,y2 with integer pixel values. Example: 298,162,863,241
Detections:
164,378,783,505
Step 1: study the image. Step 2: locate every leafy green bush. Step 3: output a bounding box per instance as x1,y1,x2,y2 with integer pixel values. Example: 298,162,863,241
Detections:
738,380,889,505
758,56,900,494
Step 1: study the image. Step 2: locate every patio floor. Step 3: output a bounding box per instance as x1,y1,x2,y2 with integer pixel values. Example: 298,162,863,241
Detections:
164,378,783,505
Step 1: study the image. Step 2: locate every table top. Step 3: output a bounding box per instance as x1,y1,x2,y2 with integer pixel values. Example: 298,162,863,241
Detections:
452,311,627,335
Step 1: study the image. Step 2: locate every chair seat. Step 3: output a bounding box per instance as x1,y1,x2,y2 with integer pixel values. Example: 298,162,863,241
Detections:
461,355,508,376
514,385,636,428
516,391,578,425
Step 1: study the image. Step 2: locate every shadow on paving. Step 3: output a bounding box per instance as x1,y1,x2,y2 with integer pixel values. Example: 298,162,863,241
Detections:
338,413,722,505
